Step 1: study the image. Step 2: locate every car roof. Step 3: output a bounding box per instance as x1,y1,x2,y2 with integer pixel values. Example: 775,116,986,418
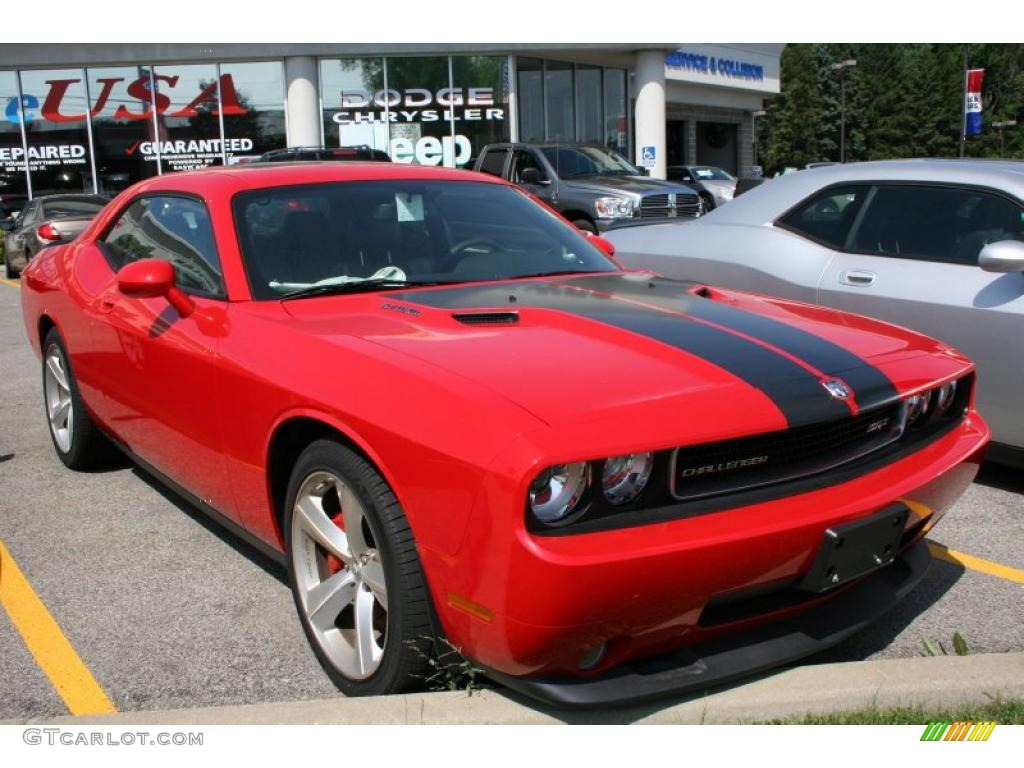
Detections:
36,193,108,202
118,162,506,198
487,142,617,150
705,159,1024,226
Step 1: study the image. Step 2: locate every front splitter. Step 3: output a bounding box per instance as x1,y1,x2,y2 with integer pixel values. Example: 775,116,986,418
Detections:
482,542,932,708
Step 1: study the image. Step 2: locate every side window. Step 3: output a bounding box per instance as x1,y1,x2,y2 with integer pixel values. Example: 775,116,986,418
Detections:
101,195,225,298
510,150,546,184
777,185,870,249
20,203,37,227
850,184,1024,265
477,148,508,178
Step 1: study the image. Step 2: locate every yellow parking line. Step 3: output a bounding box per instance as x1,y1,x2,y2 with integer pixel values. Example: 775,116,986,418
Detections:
0,276,19,288
0,539,116,715
927,541,1024,585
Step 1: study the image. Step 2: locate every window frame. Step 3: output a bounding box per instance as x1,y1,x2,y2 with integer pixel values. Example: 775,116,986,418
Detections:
477,147,510,178
97,191,227,300
774,180,1024,265
510,148,548,184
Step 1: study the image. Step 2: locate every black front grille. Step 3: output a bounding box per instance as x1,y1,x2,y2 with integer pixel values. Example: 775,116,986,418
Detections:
670,402,905,501
638,193,701,218
641,194,670,210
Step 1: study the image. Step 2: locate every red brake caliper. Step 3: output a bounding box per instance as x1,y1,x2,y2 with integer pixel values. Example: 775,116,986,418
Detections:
325,512,346,574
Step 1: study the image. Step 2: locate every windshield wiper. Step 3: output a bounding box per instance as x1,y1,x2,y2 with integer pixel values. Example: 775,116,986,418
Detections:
279,278,446,301
505,269,600,281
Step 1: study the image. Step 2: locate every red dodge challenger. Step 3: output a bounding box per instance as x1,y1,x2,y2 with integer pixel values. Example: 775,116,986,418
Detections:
19,162,988,707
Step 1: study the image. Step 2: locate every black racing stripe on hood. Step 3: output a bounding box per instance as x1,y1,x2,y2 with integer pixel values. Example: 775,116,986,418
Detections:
558,275,900,410
391,280,851,426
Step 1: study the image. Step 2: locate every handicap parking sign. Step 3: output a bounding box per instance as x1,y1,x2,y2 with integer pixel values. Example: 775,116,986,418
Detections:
641,145,656,168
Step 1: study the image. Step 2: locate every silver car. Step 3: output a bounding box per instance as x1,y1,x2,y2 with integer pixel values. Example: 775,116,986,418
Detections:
666,165,737,210
3,194,108,278
607,159,1024,465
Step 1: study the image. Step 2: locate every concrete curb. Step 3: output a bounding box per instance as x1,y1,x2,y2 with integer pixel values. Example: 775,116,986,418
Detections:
8,652,1024,725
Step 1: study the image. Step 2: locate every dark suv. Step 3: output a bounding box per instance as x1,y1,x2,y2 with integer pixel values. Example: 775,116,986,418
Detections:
473,142,702,232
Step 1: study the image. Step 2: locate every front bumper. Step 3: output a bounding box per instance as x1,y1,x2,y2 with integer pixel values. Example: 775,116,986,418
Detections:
484,541,931,708
425,414,986,692
594,214,700,233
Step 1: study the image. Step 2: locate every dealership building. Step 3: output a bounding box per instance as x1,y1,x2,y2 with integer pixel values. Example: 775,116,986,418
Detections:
0,43,781,207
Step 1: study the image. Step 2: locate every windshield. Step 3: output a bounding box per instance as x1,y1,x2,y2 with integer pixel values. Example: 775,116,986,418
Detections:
692,166,734,181
540,146,640,179
233,180,619,300
41,197,106,219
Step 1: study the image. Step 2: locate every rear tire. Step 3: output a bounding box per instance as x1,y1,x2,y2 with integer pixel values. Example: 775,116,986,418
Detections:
41,328,115,469
284,440,433,696
4,255,17,279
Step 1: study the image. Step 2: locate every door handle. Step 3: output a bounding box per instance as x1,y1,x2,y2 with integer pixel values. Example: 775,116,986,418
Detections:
841,269,876,287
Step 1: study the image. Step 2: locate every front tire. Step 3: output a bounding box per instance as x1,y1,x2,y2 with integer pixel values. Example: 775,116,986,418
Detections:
572,218,598,234
41,328,114,469
284,440,433,696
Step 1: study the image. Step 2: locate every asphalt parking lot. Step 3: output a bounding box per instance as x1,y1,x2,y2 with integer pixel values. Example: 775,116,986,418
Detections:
0,276,1021,721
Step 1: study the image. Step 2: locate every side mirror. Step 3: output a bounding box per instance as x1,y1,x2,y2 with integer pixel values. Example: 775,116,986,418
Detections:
118,258,195,317
978,240,1024,273
519,167,549,186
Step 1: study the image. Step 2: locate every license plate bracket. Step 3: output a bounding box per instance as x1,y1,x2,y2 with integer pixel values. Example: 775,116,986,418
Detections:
798,503,909,593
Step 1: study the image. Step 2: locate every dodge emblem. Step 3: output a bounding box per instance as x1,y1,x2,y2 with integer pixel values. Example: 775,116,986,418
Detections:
822,379,852,400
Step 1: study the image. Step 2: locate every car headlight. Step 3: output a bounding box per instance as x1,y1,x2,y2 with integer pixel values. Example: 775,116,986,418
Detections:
905,393,930,426
602,452,654,505
528,462,591,524
594,196,635,219
936,380,958,415
721,187,734,200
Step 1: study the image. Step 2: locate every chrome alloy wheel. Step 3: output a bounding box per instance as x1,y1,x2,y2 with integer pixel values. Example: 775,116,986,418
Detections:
44,344,74,453
290,471,388,680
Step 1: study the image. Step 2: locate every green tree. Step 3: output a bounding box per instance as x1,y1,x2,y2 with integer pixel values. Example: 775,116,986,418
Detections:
764,43,1024,164
761,44,829,171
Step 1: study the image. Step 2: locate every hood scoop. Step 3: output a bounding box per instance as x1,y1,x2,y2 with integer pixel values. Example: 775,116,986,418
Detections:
691,285,728,300
452,311,520,326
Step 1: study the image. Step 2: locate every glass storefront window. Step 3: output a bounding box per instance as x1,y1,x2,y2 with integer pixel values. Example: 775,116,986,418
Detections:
87,66,160,195
152,64,223,172
4,55,630,209
544,61,574,142
575,65,602,144
451,56,511,168
385,56,456,167
320,58,387,154
220,61,286,162
0,70,29,214
18,69,93,197
516,58,544,142
516,59,627,153
603,68,628,155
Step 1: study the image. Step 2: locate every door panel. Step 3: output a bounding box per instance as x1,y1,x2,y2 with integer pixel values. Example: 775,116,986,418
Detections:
89,279,237,518
85,192,238,518
818,253,1024,446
